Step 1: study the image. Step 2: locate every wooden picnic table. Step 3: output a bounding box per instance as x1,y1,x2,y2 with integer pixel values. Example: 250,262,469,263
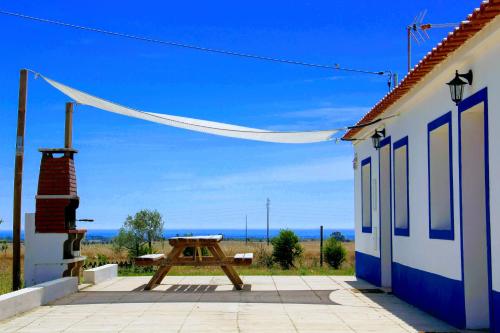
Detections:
135,235,252,290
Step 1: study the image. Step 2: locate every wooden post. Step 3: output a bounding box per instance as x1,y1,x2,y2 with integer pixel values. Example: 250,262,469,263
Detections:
64,102,73,148
12,69,28,291
320,225,324,267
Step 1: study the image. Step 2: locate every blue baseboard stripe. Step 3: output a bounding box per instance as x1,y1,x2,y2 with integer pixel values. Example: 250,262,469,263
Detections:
392,262,465,328
493,290,500,333
355,251,381,287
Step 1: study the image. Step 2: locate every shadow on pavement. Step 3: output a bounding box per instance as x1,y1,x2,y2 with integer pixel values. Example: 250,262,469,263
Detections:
55,284,339,306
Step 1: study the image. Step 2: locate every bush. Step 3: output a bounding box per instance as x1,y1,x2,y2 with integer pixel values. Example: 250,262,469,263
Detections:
271,229,303,269
256,244,274,268
0,240,7,255
183,247,209,257
96,253,109,264
323,235,346,269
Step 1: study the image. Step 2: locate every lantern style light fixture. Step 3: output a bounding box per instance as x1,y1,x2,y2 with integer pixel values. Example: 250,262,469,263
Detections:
446,70,473,105
371,129,386,150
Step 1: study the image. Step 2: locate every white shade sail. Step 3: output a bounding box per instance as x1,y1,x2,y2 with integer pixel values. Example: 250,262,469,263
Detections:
40,75,339,144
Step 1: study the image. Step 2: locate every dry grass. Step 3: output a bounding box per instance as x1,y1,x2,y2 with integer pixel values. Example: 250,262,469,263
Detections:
0,244,24,294
0,240,355,295
82,240,355,276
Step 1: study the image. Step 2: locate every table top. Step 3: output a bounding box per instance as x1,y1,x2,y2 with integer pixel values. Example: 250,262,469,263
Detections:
168,235,222,241
168,235,223,244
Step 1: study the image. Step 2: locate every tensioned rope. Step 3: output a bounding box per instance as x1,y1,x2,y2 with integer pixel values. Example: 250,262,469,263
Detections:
28,70,396,144
0,9,388,76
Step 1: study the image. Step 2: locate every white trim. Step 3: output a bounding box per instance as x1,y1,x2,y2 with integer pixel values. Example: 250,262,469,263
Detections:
35,194,79,199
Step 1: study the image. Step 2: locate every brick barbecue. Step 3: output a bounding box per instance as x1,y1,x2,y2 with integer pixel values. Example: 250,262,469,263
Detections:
24,148,87,284
35,148,79,233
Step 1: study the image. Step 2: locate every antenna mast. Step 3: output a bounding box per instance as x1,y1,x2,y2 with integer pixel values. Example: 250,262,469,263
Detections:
407,10,458,72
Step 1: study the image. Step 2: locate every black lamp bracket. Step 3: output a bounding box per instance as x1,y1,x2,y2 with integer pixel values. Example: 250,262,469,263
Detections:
457,70,473,85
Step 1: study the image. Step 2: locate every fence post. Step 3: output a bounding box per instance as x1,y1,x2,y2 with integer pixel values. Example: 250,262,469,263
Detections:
320,225,324,267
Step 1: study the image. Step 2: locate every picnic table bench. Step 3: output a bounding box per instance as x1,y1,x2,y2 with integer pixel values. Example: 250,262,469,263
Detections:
135,235,253,290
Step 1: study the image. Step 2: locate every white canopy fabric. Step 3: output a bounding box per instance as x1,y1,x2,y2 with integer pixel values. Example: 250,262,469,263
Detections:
40,75,340,144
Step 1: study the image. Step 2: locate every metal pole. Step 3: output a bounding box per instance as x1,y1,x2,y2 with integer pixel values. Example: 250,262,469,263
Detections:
12,69,28,291
64,102,73,148
266,198,270,246
393,73,399,89
245,215,248,245
407,27,411,73
320,225,324,267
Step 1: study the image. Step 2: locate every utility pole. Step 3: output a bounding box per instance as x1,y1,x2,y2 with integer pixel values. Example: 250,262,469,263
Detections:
320,225,324,267
266,198,270,246
245,215,248,245
12,69,28,291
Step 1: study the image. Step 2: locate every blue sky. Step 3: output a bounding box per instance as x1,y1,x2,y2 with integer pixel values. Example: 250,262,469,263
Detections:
0,0,478,230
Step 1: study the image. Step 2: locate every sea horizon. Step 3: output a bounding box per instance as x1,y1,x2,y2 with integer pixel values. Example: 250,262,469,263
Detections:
0,228,355,241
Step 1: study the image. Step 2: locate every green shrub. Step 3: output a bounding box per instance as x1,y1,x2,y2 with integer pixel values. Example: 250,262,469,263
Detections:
0,240,7,255
256,244,274,268
323,235,346,269
271,229,303,269
96,253,109,263
183,247,209,257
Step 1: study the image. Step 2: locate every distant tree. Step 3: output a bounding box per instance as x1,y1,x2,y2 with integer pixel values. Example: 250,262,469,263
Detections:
271,229,303,269
331,231,346,242
113,209,164,257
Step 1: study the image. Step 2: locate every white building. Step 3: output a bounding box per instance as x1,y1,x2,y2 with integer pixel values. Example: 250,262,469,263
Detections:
343,2,499,330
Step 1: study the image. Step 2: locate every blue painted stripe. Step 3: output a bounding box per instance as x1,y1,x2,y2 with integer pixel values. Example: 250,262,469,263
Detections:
355,251,381,287
493,289,500,333
392,262,465,328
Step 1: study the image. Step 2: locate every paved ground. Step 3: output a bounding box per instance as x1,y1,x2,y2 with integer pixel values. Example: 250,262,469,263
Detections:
0,276,457,332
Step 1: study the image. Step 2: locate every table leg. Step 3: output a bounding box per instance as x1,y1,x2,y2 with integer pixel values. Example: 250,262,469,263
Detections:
209,244,244,290
145,265,172,290
144,245,185,290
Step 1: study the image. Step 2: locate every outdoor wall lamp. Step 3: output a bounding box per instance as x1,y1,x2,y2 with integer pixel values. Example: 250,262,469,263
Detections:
371,129,385,150
446,70,473,105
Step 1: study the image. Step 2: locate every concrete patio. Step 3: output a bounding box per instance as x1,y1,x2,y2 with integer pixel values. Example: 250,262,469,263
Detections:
0,275,457,332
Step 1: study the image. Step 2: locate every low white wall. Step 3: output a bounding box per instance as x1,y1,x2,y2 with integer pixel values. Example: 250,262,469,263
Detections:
83,264,118,285
0,277,78,321
0,287,43,321
37,277,78,304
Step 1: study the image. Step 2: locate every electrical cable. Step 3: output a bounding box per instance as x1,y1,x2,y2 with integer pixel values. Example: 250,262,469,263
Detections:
1,9,388,76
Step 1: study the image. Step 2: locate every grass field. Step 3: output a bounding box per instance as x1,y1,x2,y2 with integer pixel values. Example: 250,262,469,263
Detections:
0,240,354,294
0,244,24,295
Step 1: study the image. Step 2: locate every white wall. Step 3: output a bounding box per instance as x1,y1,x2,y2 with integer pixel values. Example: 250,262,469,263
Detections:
353,16,500,283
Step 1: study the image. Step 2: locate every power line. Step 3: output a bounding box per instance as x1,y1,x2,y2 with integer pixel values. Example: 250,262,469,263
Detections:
0,9,388,76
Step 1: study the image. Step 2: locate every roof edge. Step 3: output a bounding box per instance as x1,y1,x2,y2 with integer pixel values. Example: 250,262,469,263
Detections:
343,0,500,140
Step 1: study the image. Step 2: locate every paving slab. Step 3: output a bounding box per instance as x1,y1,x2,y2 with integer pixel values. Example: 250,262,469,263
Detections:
0,275,458,332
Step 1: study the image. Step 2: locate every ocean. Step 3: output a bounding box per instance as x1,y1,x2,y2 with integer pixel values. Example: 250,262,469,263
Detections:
0,228,354,242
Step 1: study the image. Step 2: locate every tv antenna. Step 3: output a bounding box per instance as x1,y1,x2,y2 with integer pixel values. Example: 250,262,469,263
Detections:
407,10,458,72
